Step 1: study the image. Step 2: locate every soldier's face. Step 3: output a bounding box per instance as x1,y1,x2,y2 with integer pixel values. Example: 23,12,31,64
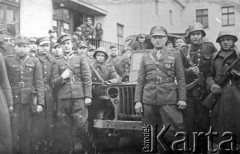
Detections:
76,31,82,36
38,43,50,55
61,40,73,54
72,34,78,41
87,49,95,58
190,31,202,45
110,47,118,56
175,39,186,48
220,36,234,51
138,37,145,43
52,46,63,57
14,43,30,57
151,35,167,49
123,50,131,59
86,20,92,26
96,52,106,63
77,47,87,55
29,42,38,51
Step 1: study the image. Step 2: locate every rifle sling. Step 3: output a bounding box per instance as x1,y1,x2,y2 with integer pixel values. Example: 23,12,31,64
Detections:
90,64,104,82
149,52,170,77
61,59,82,79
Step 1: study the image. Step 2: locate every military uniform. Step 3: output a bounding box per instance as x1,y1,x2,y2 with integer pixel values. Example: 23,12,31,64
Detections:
5,54,45,154
106,55,122,66
32,53,55,153
180,39,217,135
51,53,92,153
114,58,131,82
0,42,15,56
206,30,240,147
80,24,96,40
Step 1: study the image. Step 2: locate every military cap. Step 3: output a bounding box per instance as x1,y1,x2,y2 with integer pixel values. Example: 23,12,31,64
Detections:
150,26,167,36
138,33,146,38
75,27,82,31
121,46,132,55
77,42,88,48
52,43,59,49
14,35,29,45
187,22,206,38
88,45,96,51
93,47,108,60
109,44,117,49
216,30,238,43
29,37,38,43
57,34,71,44
48,29,56,34
37,37,50,46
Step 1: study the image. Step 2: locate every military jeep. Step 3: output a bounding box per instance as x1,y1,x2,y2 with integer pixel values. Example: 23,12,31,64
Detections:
88,50,148,152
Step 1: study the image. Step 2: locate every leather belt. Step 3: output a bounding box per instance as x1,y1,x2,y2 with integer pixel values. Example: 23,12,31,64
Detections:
12,82,32,88
146,76,174,84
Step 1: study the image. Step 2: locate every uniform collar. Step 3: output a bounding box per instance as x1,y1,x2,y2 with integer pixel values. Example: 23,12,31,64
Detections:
152,47,168,60
63,53,74,60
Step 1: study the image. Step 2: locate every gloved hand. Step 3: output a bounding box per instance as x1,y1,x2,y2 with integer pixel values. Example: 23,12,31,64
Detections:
191,66,199,75
36,105,43,113
61,69,71,79
85,97,92,106
211,84,221,95
134,102,143,115
177,101,187,110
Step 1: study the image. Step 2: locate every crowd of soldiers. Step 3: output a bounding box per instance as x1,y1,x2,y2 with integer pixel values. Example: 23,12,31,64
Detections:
0,19,240,154
134,23,240,154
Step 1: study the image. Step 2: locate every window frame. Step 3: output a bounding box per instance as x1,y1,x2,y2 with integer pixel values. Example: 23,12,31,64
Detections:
117,23,124,45
196,9,209,28
221,6,235,27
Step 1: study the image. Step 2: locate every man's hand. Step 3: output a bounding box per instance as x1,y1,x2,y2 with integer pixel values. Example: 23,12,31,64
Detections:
211,84,221,95
36,105,43,113
191,66,199,75
177,101,186,110
9,106,13,113
135,102,143,114
85,97,92,106
61,69,71,79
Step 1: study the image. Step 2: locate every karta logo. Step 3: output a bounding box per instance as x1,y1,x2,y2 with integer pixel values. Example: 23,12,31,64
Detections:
142,125,239,153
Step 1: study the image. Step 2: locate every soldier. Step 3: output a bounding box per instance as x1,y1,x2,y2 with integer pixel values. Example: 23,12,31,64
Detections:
48,29,57,45
134,26,186,153
106,44,122,65
86,44,96,65
50,43,63,58
114,46,132,82
0,52,13,154
131,33,148,50
174,37,186,50
206,30,240,152
51,35,92,153
29,37,38,57
80,17,96,41
180,22,217,152
0,24,15,56
76,42,88,56
4,36,44,154
32,37,55,153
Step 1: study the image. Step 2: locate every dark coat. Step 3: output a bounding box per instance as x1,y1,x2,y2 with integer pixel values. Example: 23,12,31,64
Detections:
106,55,122,66
95,28,103,41
51,54,92,99
0,53,13,154
134,48,186,106
0,42,15,56
206,47,240,143
114,58,130,82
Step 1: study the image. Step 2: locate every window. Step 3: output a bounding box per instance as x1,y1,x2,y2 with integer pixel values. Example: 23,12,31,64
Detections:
196,9,208,28
0,4,19,36
222,6,235,26
117,23,124,45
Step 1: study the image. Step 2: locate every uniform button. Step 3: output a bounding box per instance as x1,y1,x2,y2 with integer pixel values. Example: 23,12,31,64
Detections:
44,66,47,68
15,95,18,98
94,78,97,80
21,67,23,69
157,68,159,71
45,72,47,74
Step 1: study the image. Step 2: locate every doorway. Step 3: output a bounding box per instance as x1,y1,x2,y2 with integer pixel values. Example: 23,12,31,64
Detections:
73,12,83,31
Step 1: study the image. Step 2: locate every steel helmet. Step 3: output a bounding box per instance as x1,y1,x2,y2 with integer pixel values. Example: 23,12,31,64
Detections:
187,22,206,38
93,47,109,60
216,30,238,43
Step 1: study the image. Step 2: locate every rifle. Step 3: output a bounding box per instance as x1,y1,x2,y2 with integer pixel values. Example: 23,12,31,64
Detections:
180,45,203,90
203,56,240,110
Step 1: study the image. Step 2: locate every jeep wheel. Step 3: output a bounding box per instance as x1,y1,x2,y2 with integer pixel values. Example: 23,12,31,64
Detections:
92,109,120,152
